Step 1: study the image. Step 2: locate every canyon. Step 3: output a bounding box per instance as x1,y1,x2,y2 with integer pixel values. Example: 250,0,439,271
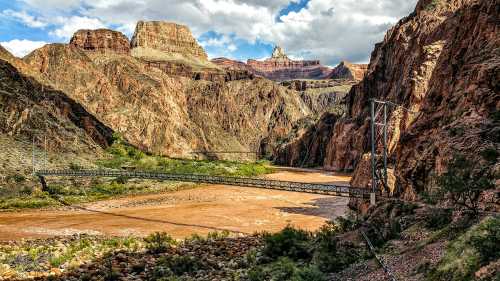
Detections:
275,0,499,204
0,20,353,179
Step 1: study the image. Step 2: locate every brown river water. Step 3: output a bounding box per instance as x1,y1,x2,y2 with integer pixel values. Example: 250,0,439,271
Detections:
0,169,351,241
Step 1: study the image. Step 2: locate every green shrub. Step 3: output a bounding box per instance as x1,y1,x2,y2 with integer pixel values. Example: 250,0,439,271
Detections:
292,265,327,281
438,154,494,215
144,232,176,253
113,176,129,184
6,173,26,183
69,162,84,170
156,255,202,276
248,257,297,281
481,147,499,163
427,217,500,281
425,208,452,230
469,217,500,264
262,226,312,262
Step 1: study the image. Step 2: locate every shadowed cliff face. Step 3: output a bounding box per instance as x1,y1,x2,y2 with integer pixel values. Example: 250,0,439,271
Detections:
23,41,311,159
320,0,499,199
0,58,114,175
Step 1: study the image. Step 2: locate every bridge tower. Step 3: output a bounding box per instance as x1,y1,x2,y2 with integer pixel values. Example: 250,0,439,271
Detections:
370,99,418,205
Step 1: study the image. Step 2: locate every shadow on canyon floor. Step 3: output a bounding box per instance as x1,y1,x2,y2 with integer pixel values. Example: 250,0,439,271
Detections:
275,196,348,220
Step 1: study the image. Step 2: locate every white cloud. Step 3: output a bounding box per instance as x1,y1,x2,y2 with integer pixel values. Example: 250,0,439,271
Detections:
2,9,48,28
227,44,237,52
0,39,48,57
49,16,106,39
10,0,418,64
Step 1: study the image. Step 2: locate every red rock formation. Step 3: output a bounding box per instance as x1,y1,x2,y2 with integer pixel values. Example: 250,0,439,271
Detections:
321,0,499,200
70,29,130,54
211,57,253,72
246,46,332,81
130,21,208,61
329,61,368,81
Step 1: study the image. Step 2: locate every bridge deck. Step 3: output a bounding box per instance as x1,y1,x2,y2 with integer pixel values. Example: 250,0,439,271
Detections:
35,169,377,198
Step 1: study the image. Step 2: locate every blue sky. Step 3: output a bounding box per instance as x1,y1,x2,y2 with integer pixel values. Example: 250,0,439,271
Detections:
0,0,417,65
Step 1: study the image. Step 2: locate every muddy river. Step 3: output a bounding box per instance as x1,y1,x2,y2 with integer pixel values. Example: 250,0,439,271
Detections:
0,169,351,241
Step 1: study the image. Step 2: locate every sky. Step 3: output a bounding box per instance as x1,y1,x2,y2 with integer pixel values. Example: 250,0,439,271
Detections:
0,0,417,66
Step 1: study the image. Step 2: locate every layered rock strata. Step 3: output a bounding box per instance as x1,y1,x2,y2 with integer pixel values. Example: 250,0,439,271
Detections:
131,21,208,61
24,37,310,160
328,61,368,81
324,0,499,199
70,29,130,54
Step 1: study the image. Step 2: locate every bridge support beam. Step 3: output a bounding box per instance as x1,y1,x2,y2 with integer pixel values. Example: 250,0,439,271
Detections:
38,176,48,192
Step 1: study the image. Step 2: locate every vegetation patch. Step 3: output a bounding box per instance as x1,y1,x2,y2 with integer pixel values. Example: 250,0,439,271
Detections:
97,135,274,177
426,216,500,281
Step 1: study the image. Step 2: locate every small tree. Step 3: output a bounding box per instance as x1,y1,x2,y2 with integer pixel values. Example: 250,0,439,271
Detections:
438,154,494,215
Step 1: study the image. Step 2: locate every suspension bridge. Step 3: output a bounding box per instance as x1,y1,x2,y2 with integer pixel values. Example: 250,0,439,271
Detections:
35,169,378,198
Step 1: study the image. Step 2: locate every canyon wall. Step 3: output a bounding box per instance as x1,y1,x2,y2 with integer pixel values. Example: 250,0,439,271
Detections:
321,0,499,199
0,57,113,177
22,23,311,160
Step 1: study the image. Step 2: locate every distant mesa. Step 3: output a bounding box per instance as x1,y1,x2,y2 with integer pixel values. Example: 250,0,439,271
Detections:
130,20,208,62
212,46,367,82
70,29,130,55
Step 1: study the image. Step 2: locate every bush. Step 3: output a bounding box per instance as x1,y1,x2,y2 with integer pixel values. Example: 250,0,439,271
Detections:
425,208,452,230
481,148,499,163
293,265,327,281
426,217,500,281
113,176,128,184
262,226,312,262
248,258,327,281
437,154,494,215
159,255,202,276
144,232,176,253
69,162,84,171
469,217,500,264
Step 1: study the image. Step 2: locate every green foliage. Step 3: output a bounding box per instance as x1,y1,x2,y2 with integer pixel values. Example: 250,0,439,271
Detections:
427,217,500,281
424,208,452,230
449,126,465,137
5,173,26,183
248,257,327,281
425,0,441,11
437,154,494,215
481,147,499,163
469,217,500,264
144,232,177,253
69,162,84,170
113,176,128,184
98,141,273,177
151,254,203,278
262,226,312,262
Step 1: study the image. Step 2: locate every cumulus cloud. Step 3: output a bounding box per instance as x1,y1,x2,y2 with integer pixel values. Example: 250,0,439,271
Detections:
0,39,48,57
2,9,48,28
7,0,418,64
49,16,106,39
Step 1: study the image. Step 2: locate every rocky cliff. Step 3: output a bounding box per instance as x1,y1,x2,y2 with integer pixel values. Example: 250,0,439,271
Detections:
318,0,499,199
328,61,368,81
0,58,113,178
131,21,208,61
23,26,311,160
70,29,130,54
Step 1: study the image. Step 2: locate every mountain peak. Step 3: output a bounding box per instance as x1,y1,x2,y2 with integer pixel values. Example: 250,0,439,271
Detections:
271,46,289,60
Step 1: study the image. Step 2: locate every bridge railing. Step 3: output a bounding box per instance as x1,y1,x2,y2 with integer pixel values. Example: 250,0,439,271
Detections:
35,169,379,197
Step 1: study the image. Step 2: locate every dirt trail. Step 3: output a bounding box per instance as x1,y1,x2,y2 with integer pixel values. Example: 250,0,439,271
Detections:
0,170,350,241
